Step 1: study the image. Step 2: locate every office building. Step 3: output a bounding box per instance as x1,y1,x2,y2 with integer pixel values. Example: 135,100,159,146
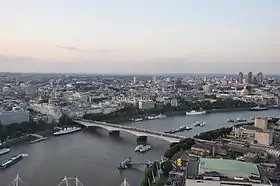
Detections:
0,107,30,125
138,100,155,110
254,131,273,146
238,72,243,84
203,84,213,93
254,117,268,130
247,72,253,84
257,72,263,84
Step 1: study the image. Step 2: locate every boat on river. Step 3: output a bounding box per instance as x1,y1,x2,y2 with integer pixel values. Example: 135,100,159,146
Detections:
250,106,268,111
234,117,247,123
139,145,151,153
134,145,144,152
0,154,24,169
186,110,206,116
147,114,167,120
132,118,144,122
53,127,81,136
0,148,11,155
200,122,206,127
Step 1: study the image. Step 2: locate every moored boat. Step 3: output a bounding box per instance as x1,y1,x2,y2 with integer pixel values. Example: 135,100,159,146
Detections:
185,125,193,130
186,110,206,116
134,145,144,152
139,145,151,153
250,106,268,111
193,121,201,127
199,122,206,127
53,127,81,136
0,148,11,155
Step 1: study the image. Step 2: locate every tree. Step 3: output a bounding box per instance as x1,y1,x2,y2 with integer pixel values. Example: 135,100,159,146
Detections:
162,160,174,176
141,178,150,186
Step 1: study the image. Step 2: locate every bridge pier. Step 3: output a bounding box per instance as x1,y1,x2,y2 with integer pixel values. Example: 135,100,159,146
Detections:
109,130,120,137
88,126,97,132
137,136,147,145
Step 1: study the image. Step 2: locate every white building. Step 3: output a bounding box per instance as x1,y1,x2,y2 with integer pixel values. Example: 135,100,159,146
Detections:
24,85,38,96
170,98,178,107
203,84,213,93
0,107,29,125
139,100,155,110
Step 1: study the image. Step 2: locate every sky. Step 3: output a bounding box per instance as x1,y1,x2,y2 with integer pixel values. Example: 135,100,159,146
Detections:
0,0,279,74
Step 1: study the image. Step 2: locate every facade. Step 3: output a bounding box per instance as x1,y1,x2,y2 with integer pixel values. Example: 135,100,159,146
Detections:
254,117,268,130
138,100,155,110
247,72,253,84
257,72,263,84
254,131,273,146
185,157,271,186
203,84,213,93
238,72,244,84
0,110,30,125
170,98,178,107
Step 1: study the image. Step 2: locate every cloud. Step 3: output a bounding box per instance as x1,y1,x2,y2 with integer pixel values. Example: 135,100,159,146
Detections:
56,45,84,52
0,54,279,74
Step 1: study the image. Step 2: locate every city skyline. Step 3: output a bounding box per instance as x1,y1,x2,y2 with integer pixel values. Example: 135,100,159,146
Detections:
0,0,279,73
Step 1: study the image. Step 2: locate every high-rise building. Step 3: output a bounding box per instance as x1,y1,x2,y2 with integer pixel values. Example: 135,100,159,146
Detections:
257,72,263,84
152,76,157,83
133,76,136,84
238,72,243,84
247,72,253,84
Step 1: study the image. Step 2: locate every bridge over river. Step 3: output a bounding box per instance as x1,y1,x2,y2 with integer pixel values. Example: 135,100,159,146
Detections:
74,119,213,144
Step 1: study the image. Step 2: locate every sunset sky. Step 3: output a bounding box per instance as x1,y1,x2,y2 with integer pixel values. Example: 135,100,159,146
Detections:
0,0,279,73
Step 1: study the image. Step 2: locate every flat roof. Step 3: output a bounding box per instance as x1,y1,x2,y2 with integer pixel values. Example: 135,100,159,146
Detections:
198,158,259,177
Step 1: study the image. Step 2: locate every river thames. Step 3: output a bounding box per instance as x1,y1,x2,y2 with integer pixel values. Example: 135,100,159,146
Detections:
1,109,280,186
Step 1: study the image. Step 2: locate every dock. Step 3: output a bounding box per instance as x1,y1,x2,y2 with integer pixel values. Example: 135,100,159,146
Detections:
118,157,152,170
29,134,48,144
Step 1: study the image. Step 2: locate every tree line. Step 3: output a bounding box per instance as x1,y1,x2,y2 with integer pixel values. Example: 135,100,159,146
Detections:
0,120,51,142
83,98,256,123
163,127,233,159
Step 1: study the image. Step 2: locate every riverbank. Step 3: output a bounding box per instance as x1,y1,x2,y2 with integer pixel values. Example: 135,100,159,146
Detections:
0,129,53,148
96,107,279,124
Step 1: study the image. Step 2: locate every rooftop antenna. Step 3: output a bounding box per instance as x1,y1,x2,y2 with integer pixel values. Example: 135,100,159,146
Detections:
10,174,24,186
57,177,84,186
120,178,130,186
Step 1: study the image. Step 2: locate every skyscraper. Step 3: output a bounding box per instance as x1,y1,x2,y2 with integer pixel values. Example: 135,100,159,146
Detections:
238,72,243,84
257,72,263,84
247,72,252,84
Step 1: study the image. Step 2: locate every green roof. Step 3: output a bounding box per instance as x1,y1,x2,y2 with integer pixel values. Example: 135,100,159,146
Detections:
199,158,259,175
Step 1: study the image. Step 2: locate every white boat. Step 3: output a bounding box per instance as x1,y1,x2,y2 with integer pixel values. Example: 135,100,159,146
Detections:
139,145,151,153
0,148,11,155
200,122,206,127
133,118,143,122
186,110,206,116
226,118,235,122
155,114,167,119
193,121,201,127
235,117,247,123
134,145,144,152
147,116,156,120
147,114,167,120
53,127,81,136
186,125,193,130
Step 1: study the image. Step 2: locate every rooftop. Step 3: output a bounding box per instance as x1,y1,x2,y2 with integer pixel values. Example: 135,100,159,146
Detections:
198,158,259,177
186,158,271,184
